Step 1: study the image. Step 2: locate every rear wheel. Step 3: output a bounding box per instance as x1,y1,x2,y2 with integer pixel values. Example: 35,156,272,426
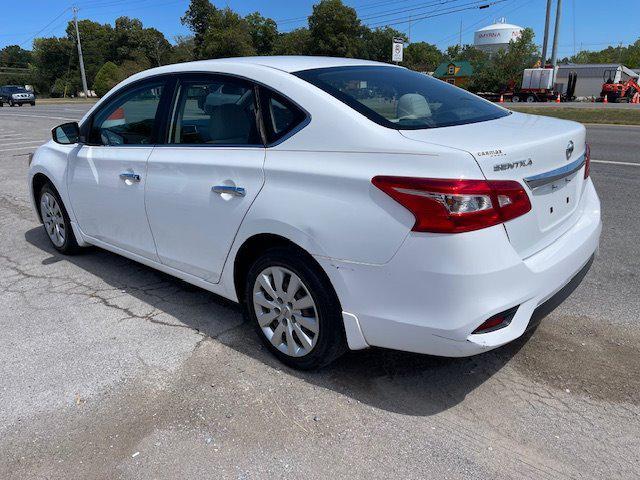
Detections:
526,95,536,103
38,183,80,254
244,247,347,370
511,95,520,103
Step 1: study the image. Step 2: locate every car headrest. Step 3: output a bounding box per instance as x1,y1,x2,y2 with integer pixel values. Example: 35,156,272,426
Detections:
208,103,251,143
397,93,431,119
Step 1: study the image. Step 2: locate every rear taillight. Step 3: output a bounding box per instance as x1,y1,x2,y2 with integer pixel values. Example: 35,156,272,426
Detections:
584,143,590,179
372,176,531,234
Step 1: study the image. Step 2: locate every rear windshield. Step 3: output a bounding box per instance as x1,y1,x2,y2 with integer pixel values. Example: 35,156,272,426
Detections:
294,66,509,130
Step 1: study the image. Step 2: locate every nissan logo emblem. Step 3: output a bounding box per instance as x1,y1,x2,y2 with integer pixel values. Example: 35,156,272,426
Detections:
566,141,574,160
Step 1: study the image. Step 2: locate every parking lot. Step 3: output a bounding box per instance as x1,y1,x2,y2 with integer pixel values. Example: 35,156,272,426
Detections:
0,104,639,479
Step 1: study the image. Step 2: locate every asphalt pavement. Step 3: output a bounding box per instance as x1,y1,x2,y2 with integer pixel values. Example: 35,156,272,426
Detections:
0,104,638,479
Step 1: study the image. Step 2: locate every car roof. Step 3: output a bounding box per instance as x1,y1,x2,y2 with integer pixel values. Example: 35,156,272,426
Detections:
149,56,398,75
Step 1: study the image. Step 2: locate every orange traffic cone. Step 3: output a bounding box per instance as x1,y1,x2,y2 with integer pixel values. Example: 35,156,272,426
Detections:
555,93,561,103
499,94,504,103
603,94,608,104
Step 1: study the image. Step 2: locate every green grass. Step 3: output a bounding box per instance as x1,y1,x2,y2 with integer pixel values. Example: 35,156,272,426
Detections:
508,106,640,125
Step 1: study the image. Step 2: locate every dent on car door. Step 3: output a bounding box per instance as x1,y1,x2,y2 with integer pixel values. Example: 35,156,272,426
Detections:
67,79,169,260
144,74,266,283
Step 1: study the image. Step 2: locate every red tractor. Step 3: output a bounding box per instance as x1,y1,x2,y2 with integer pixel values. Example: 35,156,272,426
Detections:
599,68,640,103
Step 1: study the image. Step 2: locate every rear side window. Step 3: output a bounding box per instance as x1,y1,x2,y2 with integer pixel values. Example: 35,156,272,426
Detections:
90,82,165,145
259,88,306,144
168,78,261,146
294,66,509,130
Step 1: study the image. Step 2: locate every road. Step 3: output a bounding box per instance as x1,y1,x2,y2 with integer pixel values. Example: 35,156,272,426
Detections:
0,104,638,480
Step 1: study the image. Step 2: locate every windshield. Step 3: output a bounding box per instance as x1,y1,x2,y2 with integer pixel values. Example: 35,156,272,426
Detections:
5,86,28,93
294,66,509,130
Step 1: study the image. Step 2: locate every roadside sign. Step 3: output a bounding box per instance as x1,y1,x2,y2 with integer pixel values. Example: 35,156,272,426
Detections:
392,38,404,62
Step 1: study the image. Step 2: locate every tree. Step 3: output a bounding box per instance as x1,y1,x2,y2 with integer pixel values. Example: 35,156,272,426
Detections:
273,28,311,55
93,62,122,97
181,0,216,59
0,45,32,68
403,42,442,72
31,37,75,95
170,35,196,64
443,44,487,64
567,38,640,68
360,27,406,63
201,8,255,58
246,12,278,55
64,19,113,90
308,0,363,57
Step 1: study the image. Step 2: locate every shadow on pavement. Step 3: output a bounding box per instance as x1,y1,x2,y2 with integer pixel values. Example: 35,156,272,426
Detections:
25,226,532,417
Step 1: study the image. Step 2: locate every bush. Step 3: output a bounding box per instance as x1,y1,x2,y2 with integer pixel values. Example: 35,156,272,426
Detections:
93,62,122,97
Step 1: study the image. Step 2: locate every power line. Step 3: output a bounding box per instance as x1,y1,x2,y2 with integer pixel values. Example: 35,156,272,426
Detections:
360,0,470,21
366,0,507,27
19,7,72,48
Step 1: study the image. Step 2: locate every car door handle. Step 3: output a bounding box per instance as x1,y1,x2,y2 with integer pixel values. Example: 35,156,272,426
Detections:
212,185,246,197
119,172,141,182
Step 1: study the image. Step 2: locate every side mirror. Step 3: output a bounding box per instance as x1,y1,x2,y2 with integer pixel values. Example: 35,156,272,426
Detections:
52,122,80,145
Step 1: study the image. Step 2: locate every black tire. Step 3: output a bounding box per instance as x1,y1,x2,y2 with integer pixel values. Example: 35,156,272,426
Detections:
244,247,347,370
38,183,80,255
30,102,35,106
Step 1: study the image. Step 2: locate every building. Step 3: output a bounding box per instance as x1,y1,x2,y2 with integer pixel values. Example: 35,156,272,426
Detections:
555,63,639,98
433,61,473,87
474,18,524,54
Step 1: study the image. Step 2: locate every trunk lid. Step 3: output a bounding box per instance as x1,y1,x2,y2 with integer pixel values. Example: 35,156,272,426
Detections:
400,112,587,258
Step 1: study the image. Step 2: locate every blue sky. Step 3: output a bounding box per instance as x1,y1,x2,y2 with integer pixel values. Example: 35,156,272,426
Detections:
1,0,638,57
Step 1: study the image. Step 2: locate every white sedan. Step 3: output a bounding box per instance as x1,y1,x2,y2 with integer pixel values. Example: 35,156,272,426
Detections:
28,56,601,369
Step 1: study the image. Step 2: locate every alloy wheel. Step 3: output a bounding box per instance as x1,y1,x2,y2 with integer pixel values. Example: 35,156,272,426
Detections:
40,192,66,247
252,266,319,357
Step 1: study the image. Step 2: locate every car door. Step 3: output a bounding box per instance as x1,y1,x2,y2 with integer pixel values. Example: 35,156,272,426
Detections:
144,74,265,283
67,78,170,260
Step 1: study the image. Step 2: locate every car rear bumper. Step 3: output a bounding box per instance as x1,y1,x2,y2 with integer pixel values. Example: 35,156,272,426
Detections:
316,178,601,357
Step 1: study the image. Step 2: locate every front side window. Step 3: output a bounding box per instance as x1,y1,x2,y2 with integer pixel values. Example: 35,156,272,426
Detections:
169,78,261,145
90,82,164,145
294,66,509,130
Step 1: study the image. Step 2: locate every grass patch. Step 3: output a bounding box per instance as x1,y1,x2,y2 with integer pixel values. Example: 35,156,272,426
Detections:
508,106,640,125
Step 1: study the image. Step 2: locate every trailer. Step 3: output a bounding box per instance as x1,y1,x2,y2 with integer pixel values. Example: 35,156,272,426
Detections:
511,68,577,102
477,68,577,103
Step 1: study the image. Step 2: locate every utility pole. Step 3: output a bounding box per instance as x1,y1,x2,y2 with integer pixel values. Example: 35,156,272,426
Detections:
550,0,562,69
459,20,463,47
72,7,89,99
540,0,552,66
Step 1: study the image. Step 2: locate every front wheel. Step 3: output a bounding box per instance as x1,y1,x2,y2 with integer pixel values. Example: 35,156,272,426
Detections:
244,247,347,370
38,183,80,254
